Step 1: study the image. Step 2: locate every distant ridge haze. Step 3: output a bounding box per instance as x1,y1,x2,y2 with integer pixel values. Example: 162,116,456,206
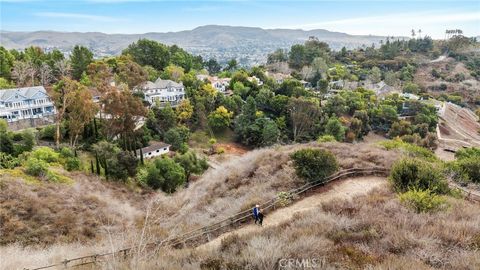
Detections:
0,25,400,66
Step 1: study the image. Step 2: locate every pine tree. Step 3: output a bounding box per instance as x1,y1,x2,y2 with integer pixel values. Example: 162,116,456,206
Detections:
90,160,94,174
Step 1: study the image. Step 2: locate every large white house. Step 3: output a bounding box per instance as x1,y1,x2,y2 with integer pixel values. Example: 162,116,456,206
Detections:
137,78,186,107
0,86,56,122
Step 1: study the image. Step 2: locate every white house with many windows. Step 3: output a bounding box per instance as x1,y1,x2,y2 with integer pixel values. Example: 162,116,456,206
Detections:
0,86,56,122
137,78,186,107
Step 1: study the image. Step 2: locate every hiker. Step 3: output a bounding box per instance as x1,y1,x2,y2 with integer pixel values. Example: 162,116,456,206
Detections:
257,209,264,226
252,204,259,224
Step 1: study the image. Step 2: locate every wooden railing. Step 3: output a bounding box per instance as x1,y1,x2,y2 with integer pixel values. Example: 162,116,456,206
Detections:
26,167,390,270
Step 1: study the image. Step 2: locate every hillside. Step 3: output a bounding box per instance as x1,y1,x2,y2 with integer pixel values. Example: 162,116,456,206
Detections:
2,139,480,269
0,25,391,65
161,185,480,270
1,142,399,269
414,56,480,108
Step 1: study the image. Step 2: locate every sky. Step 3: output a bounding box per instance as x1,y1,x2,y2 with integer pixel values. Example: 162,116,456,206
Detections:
0,0,479,38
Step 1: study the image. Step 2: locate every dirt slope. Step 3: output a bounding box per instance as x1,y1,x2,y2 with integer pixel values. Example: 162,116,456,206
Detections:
438,102,480,150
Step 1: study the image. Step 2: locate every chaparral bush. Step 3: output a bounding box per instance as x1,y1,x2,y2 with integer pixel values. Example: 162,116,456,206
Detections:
399,189,448,213
390,158,449,194
291,148,338,182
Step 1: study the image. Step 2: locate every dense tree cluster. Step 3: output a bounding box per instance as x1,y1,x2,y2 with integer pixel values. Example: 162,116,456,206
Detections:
1,34,477,193
122,39,203,72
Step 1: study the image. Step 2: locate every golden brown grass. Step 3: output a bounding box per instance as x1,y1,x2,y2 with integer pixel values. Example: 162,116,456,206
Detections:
0,171,148,247
131,185,480,270
0,142,400,269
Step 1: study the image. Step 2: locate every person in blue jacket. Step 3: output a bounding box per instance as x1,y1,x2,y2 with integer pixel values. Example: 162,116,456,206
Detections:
252,204,259,224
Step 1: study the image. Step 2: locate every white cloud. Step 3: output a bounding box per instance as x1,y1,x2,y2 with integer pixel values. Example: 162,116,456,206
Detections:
284,10,480,38
34,12,124,22
291,11,480,29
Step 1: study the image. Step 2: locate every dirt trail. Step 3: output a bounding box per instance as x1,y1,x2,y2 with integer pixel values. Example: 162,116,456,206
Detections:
198,176,387,251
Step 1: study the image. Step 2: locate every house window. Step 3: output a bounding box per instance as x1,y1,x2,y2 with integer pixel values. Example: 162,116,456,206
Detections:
156,150,159,153
148,152,151,155
163,148,167,150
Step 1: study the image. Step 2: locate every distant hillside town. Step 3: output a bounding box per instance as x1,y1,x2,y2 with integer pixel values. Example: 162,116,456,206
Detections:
0,25,397,66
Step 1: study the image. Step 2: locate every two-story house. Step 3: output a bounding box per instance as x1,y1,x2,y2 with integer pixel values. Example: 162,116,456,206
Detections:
266,72,291,84
137,78,186,107
247,76,263,86
196,75,231,94
0,86,56,123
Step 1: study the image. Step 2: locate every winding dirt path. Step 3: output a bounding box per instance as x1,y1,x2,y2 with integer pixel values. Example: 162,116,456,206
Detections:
198,176,387,251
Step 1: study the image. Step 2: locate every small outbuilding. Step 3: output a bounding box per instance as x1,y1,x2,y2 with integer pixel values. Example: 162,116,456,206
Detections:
136,142,170,159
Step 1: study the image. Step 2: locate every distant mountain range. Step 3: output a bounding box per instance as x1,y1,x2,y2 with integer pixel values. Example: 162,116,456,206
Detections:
0,25,397,66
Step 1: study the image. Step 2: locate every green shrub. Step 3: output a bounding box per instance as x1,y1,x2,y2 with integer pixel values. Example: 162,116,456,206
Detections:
276,191,292,207
449,148,480,183
455,147,480,160
44,170,72,183
390,158,449,194
64,157,81,171
38,125,57,141
136,167,149,186
30,147,60,163
318,135,336,143
144,157,186,193
24,157,48,177
380,139,437,161
291,148,339,182
12,130,35,156
59,147,75,158
399,189,448,213
0,153,20,169
455,157,480,183
164,126,190,151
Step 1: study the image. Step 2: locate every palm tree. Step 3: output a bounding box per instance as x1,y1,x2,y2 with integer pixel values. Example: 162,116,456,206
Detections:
418,29,422,39
411,29,416,39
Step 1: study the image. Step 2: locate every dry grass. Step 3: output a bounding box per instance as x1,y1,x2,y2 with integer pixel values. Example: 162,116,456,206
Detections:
0,142,400,269
0,171,148,247
142,141,398,238
133,185,480,270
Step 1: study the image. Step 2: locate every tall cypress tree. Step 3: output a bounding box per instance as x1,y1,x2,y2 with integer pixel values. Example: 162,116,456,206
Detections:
95,153,101,175
90,160,94,174
140,148,144,165
93,118,98,140
133,137,138,157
